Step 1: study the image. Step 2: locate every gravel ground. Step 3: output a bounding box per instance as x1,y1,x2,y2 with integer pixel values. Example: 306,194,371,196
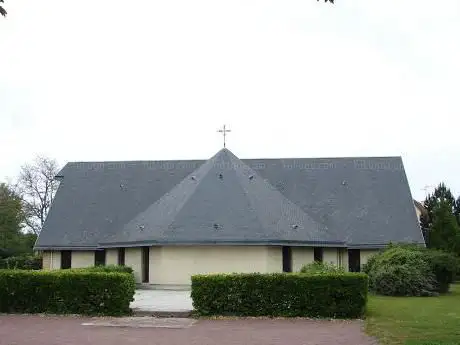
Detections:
0,314,377,345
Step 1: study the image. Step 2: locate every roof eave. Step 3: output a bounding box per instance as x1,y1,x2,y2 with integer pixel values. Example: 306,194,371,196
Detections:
34,245,99,251
347,242,426,249
98,239,347,248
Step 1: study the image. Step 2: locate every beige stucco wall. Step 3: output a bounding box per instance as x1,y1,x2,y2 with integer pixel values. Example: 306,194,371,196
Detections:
267,246,282,272
42,245,371,283
149,246,270,285
106,249,118,266
125,247,142,283
42,251,51,270
51,251,61,269
71,251,94,268
42,251,61,270
323,248,339,265
291,247,314,272
149,246,162,283
360,249,379,267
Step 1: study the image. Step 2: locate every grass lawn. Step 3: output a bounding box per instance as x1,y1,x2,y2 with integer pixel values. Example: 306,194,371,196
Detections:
366,284,460,345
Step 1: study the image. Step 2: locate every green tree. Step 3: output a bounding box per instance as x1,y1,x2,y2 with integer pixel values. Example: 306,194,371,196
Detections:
428,200,460,255
0,183,25,255
454,196,460,226
422,183,457,234
0,0,6,17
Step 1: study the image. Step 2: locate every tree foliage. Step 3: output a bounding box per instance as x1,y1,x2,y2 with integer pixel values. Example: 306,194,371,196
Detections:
0,183,35,257
421,183,460,255
16,156,60,235
0,0,6,18
429,200,460,255
424,183,456,227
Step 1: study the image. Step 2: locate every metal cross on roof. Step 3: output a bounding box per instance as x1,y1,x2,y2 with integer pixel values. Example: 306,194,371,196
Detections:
217,125,231,148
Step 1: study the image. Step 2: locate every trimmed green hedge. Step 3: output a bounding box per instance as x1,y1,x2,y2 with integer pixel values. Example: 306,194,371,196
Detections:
78,265,134,274
0,269,135,315
0,255,42,270
191,273,368,318
300,261,345,274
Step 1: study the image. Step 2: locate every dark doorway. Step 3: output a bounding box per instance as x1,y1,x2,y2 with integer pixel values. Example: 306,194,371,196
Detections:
94,249,106,266
118,248,125,266
348,249,361,272
141,247,149,283
314,247,323,262
282,246,292,272
61,250,71,269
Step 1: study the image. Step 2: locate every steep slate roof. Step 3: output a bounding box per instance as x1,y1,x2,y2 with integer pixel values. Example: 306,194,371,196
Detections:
100,149,339,247
35,148,425,250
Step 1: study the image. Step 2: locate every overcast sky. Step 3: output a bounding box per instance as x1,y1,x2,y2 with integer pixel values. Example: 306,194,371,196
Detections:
1,0,459,201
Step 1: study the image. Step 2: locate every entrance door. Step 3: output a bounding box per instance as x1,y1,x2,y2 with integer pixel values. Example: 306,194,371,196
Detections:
282,246,292,272
348,249,361,272
141,247,149,283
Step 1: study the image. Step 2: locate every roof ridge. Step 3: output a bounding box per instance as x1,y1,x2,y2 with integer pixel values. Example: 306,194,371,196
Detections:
63,156,402,166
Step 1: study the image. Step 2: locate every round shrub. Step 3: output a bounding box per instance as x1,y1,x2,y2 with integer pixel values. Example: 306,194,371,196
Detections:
362,251,380,276
373,246,428,267
365,246,439,296
381,245,458,293
370,263,436,296
300,261,344,274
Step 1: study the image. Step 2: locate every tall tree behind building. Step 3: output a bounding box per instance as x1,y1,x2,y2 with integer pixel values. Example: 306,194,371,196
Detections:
421,182,460,254
16,156,60,235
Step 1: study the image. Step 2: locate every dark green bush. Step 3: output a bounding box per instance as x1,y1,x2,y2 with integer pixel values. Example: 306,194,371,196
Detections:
421,250,457,293
0,255,42,270
79,265,133,274
0,269,135,315
364,245,457,295
364,247,433,294
299,261,345,273
370,264,436,297
372,246,427,266
362,254,377,276
191,272,368,318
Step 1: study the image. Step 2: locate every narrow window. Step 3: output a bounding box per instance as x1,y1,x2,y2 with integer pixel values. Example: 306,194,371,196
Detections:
348,249,361,272
282,246,292,272
118,248,125,266
61,250,72,269
314,247,323,262
142,247,149,283
94,249,106,266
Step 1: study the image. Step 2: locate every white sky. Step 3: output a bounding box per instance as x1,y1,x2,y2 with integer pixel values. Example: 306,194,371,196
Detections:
1,0,459,201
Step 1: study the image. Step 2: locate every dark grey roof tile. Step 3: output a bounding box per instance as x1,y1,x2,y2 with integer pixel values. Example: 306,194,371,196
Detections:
35,149,424,249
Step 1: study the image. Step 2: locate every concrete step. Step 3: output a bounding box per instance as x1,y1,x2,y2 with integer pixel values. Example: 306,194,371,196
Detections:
82,316,196,328
131,308,193,318
136,283,191,291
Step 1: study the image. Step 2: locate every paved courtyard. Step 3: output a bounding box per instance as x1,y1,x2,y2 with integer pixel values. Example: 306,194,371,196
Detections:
131,289,193,313
0,315,377,345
